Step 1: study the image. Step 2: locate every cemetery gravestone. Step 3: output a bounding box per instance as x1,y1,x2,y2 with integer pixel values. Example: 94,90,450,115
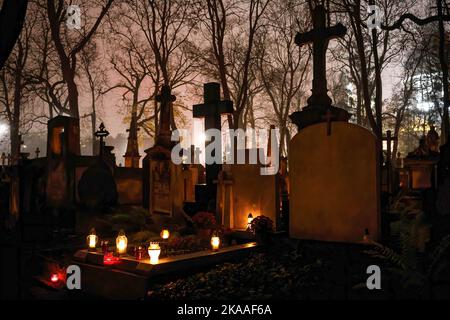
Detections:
45,116,80,208
289,122,380,242
143,85,186,219
193,83,233,203
289,5,380,243
216,149,279,230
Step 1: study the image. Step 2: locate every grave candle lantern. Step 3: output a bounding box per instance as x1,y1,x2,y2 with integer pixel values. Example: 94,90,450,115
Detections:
247,213,254,229
101,240,109,254
211,235,220,251
87,228,98,250
135,245,145,260
116,229,128,255
148,242,161,265
160,228,170,240
50,274,59,283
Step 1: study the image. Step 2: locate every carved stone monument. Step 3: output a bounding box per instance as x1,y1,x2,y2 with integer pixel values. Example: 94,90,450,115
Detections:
289,5,380,243
290,5,350,131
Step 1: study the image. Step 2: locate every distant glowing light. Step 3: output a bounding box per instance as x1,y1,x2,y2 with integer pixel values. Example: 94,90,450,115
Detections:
417,101,433,112
0,123,8,136
160,229,170,239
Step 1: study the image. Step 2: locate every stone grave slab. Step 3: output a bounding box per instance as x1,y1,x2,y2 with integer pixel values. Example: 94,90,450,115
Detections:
72,242,258,299
289,122,380,243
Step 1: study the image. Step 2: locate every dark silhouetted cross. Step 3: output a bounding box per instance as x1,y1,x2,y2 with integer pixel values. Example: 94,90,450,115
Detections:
295,5,346,107
94,122,110,157
193,83,233,198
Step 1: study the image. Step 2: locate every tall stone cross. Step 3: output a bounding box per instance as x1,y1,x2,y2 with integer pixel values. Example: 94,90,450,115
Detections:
193,82,233,198
1,152,6,166
35,147,40,159
156,84,176,148
295,5,346,107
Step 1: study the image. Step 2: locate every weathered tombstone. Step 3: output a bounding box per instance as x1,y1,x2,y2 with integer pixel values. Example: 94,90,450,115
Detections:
193,83,233,203
290,123,380,243
403,133,439,190
215,148,279,230
78,123,118,209
45,116,80,208
289,5,380,243
143,85,186,219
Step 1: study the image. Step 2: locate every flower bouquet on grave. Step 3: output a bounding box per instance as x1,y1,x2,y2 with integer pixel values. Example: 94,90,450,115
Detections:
249,215,274,245
192,212,217,239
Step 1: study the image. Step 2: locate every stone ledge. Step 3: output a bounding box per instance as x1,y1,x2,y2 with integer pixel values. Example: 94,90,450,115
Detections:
72,242,259,299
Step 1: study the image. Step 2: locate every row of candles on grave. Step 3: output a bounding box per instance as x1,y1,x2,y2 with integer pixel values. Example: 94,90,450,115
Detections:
86,228,222,265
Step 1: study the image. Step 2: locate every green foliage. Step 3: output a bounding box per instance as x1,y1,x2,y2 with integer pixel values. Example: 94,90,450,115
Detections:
148,250,324,300
164,235,211,256
365,242,407,270
364,234,450,297
106,206,148,232
428,235,450,276
130,230,159,244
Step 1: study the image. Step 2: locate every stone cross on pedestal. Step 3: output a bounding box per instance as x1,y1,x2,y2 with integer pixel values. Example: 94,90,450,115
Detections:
295,5,346,107
94,122,110,157
1,152,6,166
35,147,40,158
155,84,176,148
290,5,349,131
193,82,233,198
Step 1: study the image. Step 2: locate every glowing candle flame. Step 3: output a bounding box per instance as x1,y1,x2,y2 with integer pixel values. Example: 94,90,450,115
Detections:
148,243,161,265
211,236,220,251
116,230,128,254
160,229,170,239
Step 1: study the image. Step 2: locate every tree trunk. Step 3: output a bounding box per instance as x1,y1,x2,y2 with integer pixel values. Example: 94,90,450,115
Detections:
438,0,449,144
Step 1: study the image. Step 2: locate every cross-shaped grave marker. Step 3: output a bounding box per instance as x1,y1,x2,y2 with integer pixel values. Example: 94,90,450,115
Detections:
295,5,346,107
155,84,176,147
193,83,233,197
94,122,110,157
